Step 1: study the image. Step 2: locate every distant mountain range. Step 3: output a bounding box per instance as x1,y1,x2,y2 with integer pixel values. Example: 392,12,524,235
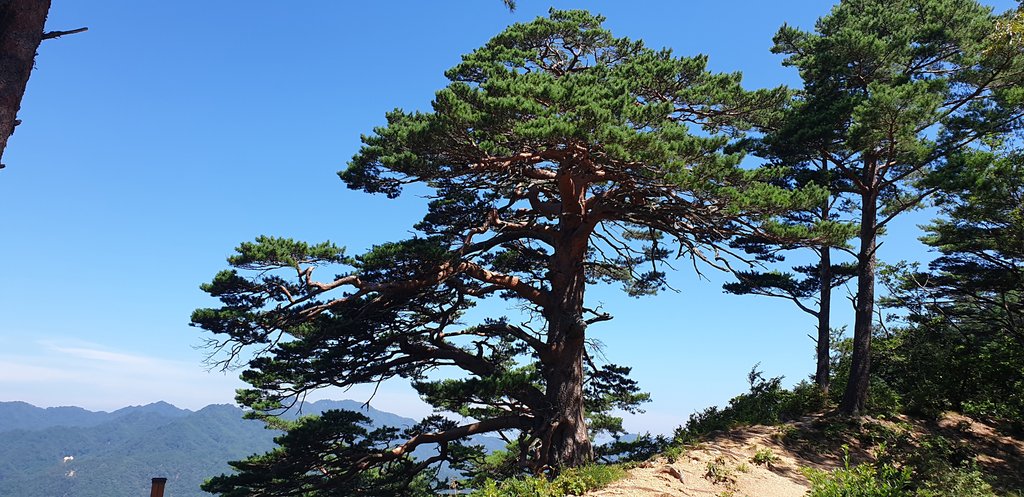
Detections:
0,400,502,497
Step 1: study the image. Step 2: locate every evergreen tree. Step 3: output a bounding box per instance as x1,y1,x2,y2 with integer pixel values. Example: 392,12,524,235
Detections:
771,0,1024,414
724,134,857,397
878,150,1024,419
193,10,817,493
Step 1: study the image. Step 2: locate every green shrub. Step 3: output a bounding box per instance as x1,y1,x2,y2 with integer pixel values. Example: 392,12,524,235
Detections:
461,444,526,489
674,366,823,443
804,447,912,497
704,456,736,485
914,467,995,497
751,447,778,466
806,437,1001,497
469,464,626,497
662,444,685,464
804,462,912,497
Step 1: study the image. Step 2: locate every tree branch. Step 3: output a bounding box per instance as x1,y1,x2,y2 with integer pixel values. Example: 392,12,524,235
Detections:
41,27,88,40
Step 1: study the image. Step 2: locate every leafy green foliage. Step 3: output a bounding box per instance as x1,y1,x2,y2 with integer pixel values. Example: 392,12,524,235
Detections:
674,367,826,442
193,8,823,493
805,437,1001,497
751,447,778,466
804,448,913,497
469,464,625,497
769,0,1024,413
865,152,1024,423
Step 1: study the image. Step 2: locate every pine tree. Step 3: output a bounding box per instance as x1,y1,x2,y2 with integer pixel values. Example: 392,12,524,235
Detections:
193,10,817,493
725,127,858,397
771,0,1024,414
878,150,1024,419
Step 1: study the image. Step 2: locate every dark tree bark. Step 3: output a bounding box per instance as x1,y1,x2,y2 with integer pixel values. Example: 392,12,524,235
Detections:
0,0,51,168
841,186,878,414
540,333,591,468
536,172,596,467
814,163,836,396
815,244,833,395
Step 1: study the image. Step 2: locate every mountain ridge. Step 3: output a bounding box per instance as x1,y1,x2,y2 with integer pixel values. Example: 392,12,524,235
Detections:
0,399,499,497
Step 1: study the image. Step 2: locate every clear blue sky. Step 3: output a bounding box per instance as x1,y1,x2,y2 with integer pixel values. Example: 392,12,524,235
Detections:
1,0,1015,435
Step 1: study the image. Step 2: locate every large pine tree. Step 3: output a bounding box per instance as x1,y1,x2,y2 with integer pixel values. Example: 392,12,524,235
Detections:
771,0,1024,414
193,10,819,494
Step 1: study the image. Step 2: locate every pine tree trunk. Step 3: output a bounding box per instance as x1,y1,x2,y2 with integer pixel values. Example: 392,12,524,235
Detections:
0,0,51,166
815,163,833,397
815,246,832,396
539,327,592,469
538,196,594,469
840,188,877,415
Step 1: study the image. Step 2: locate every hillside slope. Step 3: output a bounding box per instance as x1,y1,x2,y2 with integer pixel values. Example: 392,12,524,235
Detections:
588,413,1024,497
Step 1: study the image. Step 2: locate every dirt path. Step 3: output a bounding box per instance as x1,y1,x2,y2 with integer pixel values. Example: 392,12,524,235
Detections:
589,425,821,497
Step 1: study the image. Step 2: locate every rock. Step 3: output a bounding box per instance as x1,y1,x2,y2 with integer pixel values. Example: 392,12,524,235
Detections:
658,465,684,483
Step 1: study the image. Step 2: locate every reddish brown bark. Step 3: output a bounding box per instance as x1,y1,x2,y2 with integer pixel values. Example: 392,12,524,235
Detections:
534,158,597,468
0,0,51,167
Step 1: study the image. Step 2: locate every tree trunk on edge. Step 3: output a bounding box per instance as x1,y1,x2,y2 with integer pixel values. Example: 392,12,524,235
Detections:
840,188,877,414
815,246,832,397
0,0,51,167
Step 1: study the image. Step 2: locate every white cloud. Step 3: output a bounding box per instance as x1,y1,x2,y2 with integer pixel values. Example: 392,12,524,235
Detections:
0,338,245,410
0,337,430,416
49,345,156,366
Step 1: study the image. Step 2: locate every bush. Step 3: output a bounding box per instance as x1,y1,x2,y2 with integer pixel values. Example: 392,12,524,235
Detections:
804,461,912,497
469,465,626,497
661,443,685,464
804,447,912,497
751,447,778,466
915,467,995,497
806,435,1001,497
674,366,823,442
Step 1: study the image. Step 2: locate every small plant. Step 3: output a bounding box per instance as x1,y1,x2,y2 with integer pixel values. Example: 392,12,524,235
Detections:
772,424,797,442
662,444,685,464
736,462,751,473
751,447,778,466
704,456,736,485
803,446,912,497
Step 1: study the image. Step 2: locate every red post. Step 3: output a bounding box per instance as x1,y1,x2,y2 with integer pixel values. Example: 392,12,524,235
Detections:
150,477,167,497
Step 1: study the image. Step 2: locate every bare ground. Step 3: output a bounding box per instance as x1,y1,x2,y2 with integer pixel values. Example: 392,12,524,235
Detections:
586,413,1024,497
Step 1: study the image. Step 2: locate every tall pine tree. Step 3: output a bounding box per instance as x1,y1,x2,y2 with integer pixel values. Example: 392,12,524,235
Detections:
725,129,857,397
193,10,819,493
772,0,1024,414
874,149,1024,420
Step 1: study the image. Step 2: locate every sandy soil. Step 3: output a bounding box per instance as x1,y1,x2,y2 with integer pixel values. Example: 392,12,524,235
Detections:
588,424,822,497
586,413,1024,497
